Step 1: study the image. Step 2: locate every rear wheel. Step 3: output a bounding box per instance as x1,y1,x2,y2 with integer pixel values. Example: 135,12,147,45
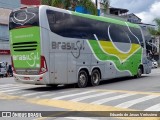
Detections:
77,70,88,88
135,67,142,78
91,69,100,86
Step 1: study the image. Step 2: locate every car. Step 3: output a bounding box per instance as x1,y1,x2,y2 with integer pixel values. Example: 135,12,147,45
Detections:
152,60,158,68
0,62,7,77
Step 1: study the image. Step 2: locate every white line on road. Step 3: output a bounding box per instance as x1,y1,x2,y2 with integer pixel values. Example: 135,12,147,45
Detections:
145,103,160,111
70,92,114,102
0,86,26,91
51,90,96,100
8,91,27,95
0,88,20,92
91,93,135,105
0,84,15,89
21,92,46,97
37,90,78,98
116,95,159,108
0,84,12,87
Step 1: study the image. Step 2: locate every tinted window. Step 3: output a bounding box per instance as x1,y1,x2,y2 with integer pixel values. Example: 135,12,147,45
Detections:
140,26,152,42
9,7,39,30
46,10,141,44
47,10,109,40
130,27,143,43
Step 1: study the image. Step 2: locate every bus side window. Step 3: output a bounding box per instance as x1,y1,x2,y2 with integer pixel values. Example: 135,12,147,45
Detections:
48,15,55,30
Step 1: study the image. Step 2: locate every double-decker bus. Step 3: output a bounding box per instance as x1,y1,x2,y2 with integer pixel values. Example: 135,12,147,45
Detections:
9,5,152,88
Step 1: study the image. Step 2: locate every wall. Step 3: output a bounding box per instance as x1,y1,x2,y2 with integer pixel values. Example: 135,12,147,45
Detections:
0,0,20,9
0,24,9,41
0,0,20,64
21,0,40,5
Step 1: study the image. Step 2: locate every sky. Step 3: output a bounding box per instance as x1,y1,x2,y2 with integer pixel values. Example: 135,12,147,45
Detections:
110,0,160,24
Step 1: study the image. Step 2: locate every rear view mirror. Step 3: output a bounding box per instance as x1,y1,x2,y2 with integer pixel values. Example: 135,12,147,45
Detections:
140,42,144,48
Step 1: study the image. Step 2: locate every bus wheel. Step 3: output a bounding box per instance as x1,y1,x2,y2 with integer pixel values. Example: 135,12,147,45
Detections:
91,69,100,86
77,70,88,88
135,67,142,78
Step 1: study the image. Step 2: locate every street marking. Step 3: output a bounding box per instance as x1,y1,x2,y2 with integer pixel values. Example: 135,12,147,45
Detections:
37,90,78,98
0,93,159,120
0,85,32,91
0,85,33,93
145,103,160,111
27,98,157,120
91,93,135,105
8,91,27,95
96,89,160,96
0,85,18,89
51,90,96,100
0,88,20,92
22,92,46,97
70,92,114,102
0,86,26,91
116,95,159,108
0,84,12,87
0,86,18,90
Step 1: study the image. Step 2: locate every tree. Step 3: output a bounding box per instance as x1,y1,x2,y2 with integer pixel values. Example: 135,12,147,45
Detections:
99,0,110,14
148,18,160,66
148,18,160,36
41,0,98,15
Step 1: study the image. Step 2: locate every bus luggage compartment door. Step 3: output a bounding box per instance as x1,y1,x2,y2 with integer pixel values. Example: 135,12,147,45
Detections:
49,53,55,84
54,53,68,84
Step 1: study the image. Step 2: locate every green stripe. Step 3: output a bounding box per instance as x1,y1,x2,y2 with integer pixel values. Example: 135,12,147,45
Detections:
72,12,140,29
88,40,142,75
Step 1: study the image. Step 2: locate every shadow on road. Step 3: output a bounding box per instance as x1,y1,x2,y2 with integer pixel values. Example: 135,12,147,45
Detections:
23,76,150,91
99,76,149,85
24,84,76,92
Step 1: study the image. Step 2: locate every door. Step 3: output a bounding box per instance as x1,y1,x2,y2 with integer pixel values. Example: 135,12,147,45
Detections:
54,53,68,84
68,54,76,84
49,53,55,84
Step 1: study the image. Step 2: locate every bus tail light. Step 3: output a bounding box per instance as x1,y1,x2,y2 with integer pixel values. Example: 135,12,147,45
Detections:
11,56,16,74
39,56,48,74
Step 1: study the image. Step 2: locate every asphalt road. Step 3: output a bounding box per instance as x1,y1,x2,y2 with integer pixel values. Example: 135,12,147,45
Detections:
0,68,160,120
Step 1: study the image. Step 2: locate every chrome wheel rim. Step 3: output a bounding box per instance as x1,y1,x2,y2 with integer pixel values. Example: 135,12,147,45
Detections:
79,73,86,86
92,72,99,84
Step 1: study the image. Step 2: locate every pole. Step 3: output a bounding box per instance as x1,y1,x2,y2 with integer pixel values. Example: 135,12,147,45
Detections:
96,0,97,7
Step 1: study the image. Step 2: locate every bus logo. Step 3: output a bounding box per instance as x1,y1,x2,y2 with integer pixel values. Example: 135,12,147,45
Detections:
52,41,85,58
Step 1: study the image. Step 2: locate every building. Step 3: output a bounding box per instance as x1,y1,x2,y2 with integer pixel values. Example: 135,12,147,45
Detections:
0,0,41,63
0,0,20,63
100,3,129,17
21,0,40,6
121,13,142,23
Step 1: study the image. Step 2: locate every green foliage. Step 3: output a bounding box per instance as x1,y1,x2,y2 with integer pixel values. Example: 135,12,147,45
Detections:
102,0,110,10
75,0,97,15
41,0,52,5
41,0,110,15
148,18,160,36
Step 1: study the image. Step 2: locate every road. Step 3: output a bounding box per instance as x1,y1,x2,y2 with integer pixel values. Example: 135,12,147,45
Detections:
0,68,160,120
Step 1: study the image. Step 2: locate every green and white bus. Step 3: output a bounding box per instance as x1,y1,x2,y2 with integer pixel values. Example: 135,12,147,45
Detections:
9,5,152,88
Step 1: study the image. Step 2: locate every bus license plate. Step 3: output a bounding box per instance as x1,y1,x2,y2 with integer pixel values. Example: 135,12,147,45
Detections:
24,77,30,80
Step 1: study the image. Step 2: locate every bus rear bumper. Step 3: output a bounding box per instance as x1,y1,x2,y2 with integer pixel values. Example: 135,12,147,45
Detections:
13,73,46,85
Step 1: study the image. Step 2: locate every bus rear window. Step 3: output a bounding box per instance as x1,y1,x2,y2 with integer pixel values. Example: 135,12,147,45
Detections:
9,7,39,30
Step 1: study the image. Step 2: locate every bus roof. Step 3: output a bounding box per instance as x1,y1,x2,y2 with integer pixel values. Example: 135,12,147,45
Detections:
12,5,140,29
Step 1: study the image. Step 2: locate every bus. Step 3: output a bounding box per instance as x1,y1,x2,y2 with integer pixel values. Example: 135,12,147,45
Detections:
9,5,152,88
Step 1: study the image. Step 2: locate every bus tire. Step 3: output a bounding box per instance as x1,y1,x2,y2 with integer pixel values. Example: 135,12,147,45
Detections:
91,69,100,86
135,67,142,78
77,70,88,88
